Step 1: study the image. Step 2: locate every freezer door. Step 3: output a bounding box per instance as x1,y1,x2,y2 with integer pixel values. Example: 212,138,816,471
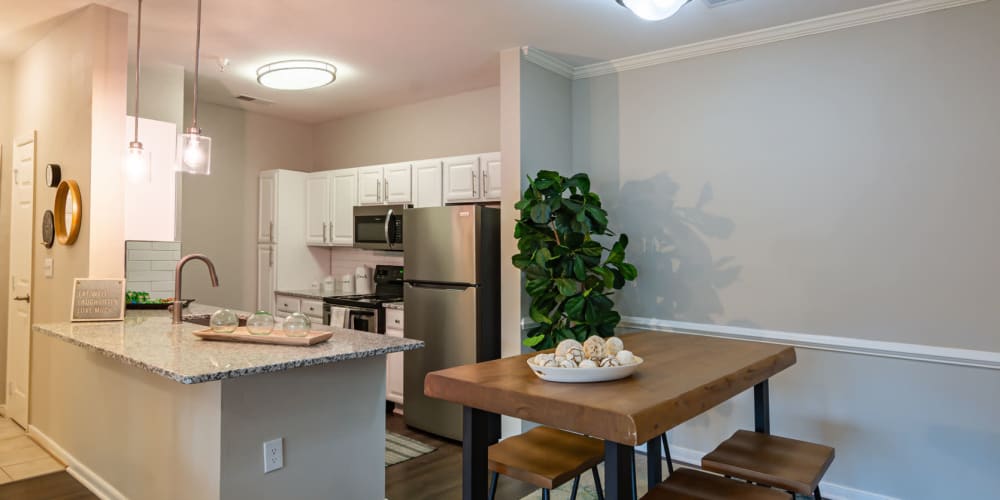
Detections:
403,282,478,440
403,206,478,284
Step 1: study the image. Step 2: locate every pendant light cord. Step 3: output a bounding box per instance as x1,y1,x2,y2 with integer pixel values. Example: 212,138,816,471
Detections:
133,0,142,142
191,0,202,130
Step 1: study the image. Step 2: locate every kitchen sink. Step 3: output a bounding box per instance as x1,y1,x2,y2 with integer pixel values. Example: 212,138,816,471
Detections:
184,315,247,327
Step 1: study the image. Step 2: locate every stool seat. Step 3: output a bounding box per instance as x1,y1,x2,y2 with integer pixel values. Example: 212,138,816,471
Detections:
488,426,604,490
701,430,835,495
641,468,790,500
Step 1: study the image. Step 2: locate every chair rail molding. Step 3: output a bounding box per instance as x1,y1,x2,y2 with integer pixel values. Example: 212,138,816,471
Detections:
524,0,988,80
619,316,1000,370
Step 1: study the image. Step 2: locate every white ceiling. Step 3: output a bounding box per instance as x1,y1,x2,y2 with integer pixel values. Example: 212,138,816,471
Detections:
2,0,898,124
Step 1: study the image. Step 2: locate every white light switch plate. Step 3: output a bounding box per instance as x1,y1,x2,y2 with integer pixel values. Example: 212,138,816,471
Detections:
44,258,53,278
263,438,283,473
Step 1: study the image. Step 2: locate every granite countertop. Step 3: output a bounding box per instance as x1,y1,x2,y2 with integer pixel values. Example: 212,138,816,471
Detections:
275,289,339,301
32,304,423,385
384,302,404,311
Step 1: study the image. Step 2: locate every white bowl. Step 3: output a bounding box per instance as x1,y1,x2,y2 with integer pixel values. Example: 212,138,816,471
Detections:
527,356,643,383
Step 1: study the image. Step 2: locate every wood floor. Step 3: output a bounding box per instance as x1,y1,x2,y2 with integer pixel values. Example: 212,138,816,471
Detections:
386,413,536,500
0,472,97,500
0,418,65,485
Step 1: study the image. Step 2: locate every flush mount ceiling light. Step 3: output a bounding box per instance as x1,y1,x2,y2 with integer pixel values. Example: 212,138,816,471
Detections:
615,0,692,21
256,60,337,90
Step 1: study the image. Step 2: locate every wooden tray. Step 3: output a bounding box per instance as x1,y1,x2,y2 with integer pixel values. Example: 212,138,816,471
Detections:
193,327,332,346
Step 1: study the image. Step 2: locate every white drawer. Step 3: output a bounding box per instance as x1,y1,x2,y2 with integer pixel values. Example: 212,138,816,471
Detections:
275,295,300,314
301,299,324,318
386,308,404,330
305,314,324,326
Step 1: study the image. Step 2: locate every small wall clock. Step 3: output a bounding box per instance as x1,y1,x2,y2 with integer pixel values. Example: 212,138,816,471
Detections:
42,210,55,248
45,164,61,188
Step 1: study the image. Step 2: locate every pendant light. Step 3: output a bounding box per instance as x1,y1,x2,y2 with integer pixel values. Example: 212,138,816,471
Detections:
615,0,692,21
124,0,151,183
176,0,211,175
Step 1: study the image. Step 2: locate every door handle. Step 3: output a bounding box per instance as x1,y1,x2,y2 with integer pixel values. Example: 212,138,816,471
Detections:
269,249,273,267
13,295,30,303
377,178,382,202
269,221,274,243
482,169,488,196
384,178,389,201
472,170,478,197
323,222,328,243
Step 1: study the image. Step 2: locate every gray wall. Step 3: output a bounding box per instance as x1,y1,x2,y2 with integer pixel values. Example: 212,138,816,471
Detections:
567,1,1000,498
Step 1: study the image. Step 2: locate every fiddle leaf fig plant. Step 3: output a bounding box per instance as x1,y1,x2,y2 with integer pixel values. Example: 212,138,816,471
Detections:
513,170,637,350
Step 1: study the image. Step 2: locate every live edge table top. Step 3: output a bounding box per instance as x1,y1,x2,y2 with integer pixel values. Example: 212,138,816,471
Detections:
424,331,796,446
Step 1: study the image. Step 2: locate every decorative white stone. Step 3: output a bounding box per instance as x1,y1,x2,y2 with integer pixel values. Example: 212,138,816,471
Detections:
565,345,585,363
558,358,577,368
556,339,583,357
605,337,625,356
583,336,607,360
615,350,635,365
599,356,621,368
578,359,598,368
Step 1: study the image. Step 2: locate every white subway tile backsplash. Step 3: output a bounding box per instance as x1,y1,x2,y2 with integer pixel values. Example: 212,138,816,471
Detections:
329,247,404,278
127,281,152,292
150,281,174,292
152,241,181,251
126,241,182,295
127,241,153,250
127,260,151,272
150,260,176,271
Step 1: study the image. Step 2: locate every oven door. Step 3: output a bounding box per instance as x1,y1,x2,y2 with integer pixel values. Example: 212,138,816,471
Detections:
353,205,405,251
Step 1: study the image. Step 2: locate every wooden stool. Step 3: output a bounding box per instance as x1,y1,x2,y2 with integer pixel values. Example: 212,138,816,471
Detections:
701,430,835,500
488,426,605,500
641,468,790,500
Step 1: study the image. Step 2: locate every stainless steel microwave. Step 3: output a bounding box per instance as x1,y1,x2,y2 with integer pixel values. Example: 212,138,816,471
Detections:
353,205,406,251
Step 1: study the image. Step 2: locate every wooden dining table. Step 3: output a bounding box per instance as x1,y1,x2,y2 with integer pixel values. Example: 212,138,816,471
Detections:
424,330,797,500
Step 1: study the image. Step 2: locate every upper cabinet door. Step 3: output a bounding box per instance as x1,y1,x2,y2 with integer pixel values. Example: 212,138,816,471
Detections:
330,168,358,245
383,163,412,203
258,171,277,243
443,155,480,203
480,152,502,201
412,160,443,208
305,172,331,246
357,166,384,205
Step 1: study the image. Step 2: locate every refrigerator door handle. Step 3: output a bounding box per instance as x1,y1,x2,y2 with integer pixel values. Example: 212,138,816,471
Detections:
404,281,476,290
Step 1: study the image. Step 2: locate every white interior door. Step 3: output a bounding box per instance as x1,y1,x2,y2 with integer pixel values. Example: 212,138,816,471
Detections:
7,132,35,428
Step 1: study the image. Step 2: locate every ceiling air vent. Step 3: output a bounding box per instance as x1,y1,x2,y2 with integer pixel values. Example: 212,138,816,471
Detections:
703,0,742,7
235,94,274,105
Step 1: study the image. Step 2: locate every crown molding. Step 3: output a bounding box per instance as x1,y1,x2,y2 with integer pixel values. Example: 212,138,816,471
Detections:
521,46,575,79
567,0,988,79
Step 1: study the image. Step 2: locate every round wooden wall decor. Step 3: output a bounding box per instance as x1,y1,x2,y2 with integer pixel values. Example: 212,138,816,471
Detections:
54,179,82,245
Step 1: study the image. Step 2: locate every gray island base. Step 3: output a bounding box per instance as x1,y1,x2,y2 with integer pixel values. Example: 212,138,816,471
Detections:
31,306,422,500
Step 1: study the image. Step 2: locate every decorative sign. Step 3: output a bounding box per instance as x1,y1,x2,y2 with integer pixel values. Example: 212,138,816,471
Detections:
71,279,126,322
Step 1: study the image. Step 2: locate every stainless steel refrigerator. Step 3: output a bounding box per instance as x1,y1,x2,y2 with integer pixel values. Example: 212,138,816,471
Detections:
403,205,500,440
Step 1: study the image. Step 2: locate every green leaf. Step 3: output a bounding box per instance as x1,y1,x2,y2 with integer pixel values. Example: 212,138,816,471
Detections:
525,278,551,296
572,256,586,281
607,241,625,265
512,254,532,269
619,262,638,281
530,203,552,224
529,304,553,325
566,173,591,194
523,334,545,348
554,278,577,296
564,294,586,321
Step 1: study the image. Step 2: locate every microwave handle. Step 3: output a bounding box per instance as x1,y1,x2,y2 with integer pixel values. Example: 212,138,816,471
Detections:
384,208,394,249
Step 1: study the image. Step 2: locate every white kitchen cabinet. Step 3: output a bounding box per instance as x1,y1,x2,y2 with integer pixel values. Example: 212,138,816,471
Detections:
305,172,330,245
412,160,443,208
300,299,324,323
275,294,301,316
257,244,276,314
357,166,384,205
358,163,411,205
384,163,412,203
481,152,502,201
258,171,277,243
257,170,329,312
443,153,501,203
330,168,358,245
385,308,405,405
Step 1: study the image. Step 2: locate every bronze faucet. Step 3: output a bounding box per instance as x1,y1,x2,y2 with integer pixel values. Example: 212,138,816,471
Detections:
173,254,219,324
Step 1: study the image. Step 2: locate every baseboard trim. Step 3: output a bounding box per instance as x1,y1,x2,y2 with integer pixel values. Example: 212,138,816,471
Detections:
0,404,6,417
619,317,1000,370
28,425,127,500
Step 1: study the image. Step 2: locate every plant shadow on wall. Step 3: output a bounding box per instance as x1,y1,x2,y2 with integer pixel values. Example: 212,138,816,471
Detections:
614,172,744,324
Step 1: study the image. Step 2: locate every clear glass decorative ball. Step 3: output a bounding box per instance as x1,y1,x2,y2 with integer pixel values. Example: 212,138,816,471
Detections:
210,309,239,333
246,311,274,336
283,312,312,337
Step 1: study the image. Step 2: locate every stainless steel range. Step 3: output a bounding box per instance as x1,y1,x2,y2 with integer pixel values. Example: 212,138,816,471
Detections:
323,265,403,333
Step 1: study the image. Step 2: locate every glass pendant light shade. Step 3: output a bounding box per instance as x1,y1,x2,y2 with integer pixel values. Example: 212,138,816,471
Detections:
618,0,690,21
124,141,151,183
176,127,212,175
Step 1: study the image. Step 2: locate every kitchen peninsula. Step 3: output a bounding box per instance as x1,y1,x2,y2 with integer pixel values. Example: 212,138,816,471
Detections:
30,305,422,500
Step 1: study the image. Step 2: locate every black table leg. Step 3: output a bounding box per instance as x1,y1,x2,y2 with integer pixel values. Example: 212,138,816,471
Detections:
463,406,500,500
646,434,662,488
604,441,634,500
754,380,770,434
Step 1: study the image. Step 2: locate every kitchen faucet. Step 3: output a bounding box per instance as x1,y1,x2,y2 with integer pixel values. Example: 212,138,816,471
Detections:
173,254,220,324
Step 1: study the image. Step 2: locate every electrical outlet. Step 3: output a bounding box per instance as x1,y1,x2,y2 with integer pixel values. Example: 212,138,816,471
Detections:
263,438,283,473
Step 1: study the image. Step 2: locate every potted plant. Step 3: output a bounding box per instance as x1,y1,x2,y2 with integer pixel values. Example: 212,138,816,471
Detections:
513,170,637,350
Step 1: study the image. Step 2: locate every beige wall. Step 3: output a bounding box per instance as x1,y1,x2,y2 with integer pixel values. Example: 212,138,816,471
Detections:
0,62,12,403
126,62,184,132
180,102,316,311
566,1,1000,498
314,86,499,170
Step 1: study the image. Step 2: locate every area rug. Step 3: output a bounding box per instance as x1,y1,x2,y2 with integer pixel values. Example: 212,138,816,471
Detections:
385,431,437,466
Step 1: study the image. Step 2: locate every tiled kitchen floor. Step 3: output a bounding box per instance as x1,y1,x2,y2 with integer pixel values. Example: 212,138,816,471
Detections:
0,417,65,484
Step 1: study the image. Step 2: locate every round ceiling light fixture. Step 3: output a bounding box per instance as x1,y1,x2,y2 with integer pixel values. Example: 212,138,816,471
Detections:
256,60,337,90
615,0,692,21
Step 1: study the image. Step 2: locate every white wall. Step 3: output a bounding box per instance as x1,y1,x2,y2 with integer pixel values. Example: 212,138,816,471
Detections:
179,102,316,310
314,86,500,170
568,1,1000,498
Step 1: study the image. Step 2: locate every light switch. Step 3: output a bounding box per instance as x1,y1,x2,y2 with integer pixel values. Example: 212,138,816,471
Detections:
44,258,53,278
